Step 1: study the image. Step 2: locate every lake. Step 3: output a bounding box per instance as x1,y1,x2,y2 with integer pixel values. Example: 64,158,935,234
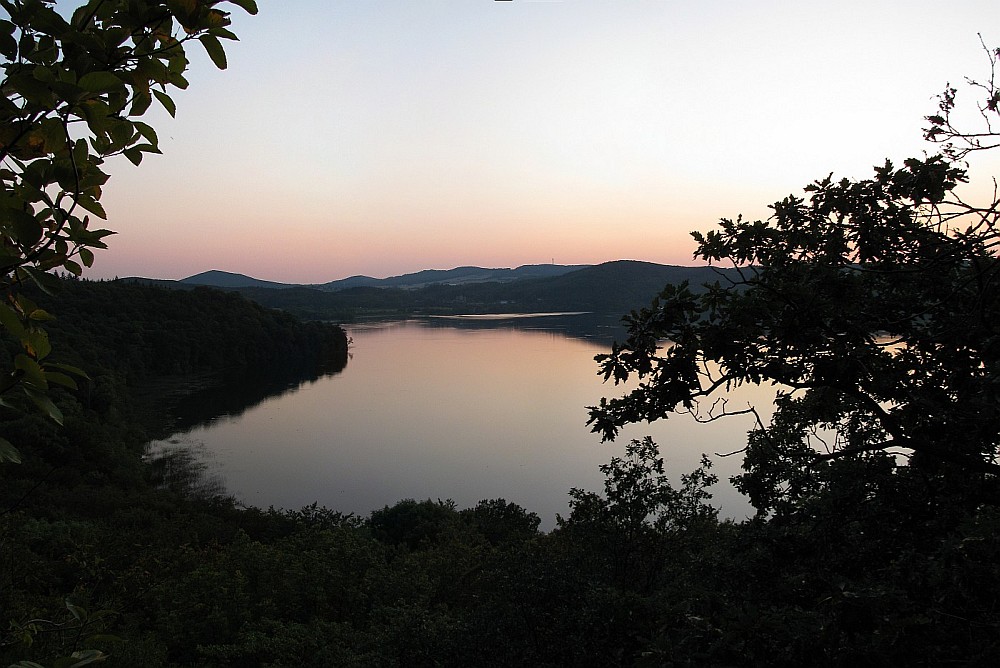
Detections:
147,314,765,528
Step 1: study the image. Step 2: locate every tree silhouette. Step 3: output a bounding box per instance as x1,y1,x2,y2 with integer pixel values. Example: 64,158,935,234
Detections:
590,41,1000,515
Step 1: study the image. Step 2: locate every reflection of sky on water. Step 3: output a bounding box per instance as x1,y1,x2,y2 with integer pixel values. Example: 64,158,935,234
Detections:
148,319,765,529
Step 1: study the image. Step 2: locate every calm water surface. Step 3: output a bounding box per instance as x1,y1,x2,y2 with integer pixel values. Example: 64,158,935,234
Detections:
148,316,763,527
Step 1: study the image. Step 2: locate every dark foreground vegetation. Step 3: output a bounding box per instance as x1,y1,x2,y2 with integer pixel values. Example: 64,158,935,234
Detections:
1,281,999,666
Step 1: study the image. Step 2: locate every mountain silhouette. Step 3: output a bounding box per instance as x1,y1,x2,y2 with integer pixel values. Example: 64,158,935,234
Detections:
142,261,740,321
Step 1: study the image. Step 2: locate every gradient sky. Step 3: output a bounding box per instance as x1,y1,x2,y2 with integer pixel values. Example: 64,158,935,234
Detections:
81,0,1000,283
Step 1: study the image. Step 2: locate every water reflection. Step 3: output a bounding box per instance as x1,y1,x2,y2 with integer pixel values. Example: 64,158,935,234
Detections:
145,438,228,499
162,347,349,433
148,316,762,528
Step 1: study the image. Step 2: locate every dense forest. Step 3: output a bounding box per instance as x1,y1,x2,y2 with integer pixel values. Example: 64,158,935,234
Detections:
0,278,998,666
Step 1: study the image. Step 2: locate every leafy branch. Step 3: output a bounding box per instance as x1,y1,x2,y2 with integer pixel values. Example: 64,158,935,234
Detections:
0,0,257,462
591,40,1000,514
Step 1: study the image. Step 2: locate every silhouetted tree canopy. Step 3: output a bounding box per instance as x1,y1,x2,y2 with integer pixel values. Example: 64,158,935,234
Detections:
590,43,1000,516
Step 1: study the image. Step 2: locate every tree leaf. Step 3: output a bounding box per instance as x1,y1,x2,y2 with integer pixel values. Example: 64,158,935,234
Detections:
228,0,259,15
15,354,47,387
123,147,143,166
74,195,107,220
211,27,239,41
5,208,44,247
26,329,52,359
0,437,22,464
44,371,78,390
23,386,62,425
27,307,55,322
199,34,227,70
19,266,61,296
129,90,152,116
30,5,71,36
133,121,158,147
78,71,123,94
46,362,90,380
167,0,198,19
0,31,16,60
0,302,26,339
64,601,84,622
152,89,176,117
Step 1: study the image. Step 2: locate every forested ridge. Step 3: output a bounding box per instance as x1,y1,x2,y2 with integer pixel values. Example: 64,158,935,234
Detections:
0,280,998,666
195,261,744,322
31,279,349,382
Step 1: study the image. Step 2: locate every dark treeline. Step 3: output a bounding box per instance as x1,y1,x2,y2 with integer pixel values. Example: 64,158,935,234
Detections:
32,279,350,381
2,279,349,430
0,279,998,666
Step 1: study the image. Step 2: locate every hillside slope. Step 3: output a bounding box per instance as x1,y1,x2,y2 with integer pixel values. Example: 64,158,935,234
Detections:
225,261,740,320
177,264,590,292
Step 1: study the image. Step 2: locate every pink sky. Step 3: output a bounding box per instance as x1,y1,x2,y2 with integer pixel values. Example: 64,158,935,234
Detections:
84,0,1000,283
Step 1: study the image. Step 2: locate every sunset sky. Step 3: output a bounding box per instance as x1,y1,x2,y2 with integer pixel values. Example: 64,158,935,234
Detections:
86,0,1000,283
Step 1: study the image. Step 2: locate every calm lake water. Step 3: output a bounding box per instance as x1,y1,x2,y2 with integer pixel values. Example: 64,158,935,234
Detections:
148,314,764,528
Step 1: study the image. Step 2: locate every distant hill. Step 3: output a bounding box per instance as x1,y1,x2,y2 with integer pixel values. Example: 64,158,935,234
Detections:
315,264,590,291
177,264,591,292
181,270,291,290
195,261,741,322
492,261,740,313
